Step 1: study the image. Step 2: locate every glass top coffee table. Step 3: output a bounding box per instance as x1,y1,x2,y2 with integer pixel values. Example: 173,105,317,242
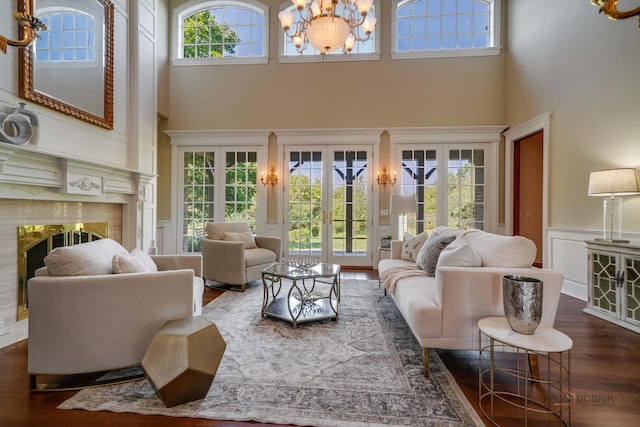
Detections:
261,262,341,328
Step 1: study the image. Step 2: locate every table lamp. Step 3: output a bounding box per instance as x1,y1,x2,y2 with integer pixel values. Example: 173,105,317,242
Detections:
588,168,640,243
391,194,417,239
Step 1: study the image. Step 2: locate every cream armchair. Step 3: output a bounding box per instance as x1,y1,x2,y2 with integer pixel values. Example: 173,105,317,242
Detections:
27,253,204,389
202,222,281,291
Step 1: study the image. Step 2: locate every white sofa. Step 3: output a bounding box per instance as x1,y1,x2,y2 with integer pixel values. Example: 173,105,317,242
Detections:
378,227,564,376
27,239,205,387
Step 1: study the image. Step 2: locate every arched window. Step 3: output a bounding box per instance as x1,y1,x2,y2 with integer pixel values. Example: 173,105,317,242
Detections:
36,9,97,63
173,0,269,65
392,0,500,59
279,0,380,63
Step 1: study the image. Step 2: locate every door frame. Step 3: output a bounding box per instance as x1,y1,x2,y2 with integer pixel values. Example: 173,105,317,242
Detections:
503,113,552,268
275,129,383,266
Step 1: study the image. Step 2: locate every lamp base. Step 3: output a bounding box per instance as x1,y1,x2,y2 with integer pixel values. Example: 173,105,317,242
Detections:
594,238,630,244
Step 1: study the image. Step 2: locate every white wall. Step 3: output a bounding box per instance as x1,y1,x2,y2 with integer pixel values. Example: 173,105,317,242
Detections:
506,0,640,299
506,0,640,233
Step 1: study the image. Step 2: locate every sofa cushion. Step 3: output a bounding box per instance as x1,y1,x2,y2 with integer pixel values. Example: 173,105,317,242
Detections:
464,230,536,267
44,238,129,276
436,235,482,268
401,231,429,262
112,248,158,274
222,231,257,249
416,235,456,276
244,248,277,267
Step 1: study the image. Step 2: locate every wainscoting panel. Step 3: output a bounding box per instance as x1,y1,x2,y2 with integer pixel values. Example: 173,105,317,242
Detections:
547,228,640,301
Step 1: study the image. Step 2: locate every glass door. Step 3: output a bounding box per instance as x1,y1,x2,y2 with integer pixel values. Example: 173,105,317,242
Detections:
396,143,490,234
285,146,372,266
178,147,262,253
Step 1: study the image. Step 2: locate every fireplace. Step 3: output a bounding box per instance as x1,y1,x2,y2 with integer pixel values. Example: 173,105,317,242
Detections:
17,222,110,320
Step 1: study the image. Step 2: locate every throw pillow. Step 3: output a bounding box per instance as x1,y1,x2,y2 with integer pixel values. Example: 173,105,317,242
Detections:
401,231,429,262
44,238,129,276
112,248,158,274
222,231,258,249
112,254,145,274
436,235,482,268
416,235,456,276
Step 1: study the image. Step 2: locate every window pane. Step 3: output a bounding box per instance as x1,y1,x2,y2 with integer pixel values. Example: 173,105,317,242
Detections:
180,3,266,59
395,0,496,53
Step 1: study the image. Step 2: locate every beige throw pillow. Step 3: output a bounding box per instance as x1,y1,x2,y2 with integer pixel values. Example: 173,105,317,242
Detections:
112,248,158,274
44,238,129,276
436,235,482,268
222,231,258,249
401,231,429,262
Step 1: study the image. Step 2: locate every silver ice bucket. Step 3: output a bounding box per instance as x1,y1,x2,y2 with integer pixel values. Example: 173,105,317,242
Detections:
502,275,543,335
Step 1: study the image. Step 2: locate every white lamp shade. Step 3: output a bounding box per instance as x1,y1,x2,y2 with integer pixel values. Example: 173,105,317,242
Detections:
588,168,640,196
306,15,351,53
278,10,295,30
391,195,417,215
356,0,374,15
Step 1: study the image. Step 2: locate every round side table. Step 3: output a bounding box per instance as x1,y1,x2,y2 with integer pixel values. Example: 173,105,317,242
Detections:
478,317,573,427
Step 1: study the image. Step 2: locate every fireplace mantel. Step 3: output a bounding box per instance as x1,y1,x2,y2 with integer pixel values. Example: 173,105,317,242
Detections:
0,143,155,203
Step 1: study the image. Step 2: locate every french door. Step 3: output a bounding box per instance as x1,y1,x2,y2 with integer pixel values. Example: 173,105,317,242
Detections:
177,146,265,253
395,143,493,234
284,146,373,266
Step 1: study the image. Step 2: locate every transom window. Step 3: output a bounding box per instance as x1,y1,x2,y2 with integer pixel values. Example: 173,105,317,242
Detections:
36,10,96,63
279,0,380,63
392,0,500,59
173,0,269,65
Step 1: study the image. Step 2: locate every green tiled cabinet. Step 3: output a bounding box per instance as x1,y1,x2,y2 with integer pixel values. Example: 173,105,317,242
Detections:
584,241,640,334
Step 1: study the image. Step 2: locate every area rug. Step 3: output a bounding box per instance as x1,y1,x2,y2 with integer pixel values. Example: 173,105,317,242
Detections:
59,279,483,427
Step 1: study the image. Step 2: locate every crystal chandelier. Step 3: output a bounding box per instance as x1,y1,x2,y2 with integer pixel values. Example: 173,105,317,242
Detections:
278,0,376,58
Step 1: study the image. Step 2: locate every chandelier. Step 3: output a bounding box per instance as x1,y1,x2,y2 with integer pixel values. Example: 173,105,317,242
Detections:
278,0,377,58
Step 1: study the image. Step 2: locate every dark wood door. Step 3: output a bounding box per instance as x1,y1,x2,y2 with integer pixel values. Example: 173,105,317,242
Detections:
513,131,543,268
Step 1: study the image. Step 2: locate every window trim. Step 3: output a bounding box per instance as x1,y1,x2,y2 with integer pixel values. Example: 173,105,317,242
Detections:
172,0,269,66
277,0,381,64
390,0,502,60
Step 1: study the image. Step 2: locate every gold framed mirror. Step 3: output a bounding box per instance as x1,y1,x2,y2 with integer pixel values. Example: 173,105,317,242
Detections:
18,0,114,129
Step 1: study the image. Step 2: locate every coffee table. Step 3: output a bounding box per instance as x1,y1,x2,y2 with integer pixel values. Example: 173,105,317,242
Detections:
261,262,341,328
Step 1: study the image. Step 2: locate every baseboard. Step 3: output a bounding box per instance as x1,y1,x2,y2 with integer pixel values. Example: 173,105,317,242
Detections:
562,279,587,302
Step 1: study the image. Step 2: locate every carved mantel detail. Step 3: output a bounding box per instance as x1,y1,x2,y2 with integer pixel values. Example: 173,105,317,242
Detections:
69,176,102,192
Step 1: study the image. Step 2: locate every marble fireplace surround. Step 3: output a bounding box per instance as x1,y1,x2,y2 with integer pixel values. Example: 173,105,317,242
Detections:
0,143,153,348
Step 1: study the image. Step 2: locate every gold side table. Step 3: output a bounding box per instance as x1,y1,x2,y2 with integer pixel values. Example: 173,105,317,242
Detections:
478,317,573,427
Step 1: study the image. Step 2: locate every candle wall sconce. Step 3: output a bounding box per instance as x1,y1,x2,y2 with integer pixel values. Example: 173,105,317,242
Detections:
0,12,47,54
592,0,640,26
261,166,278,187
377,166,396,187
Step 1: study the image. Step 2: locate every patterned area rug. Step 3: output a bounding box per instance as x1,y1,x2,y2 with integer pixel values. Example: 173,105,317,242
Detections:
59,279,483,426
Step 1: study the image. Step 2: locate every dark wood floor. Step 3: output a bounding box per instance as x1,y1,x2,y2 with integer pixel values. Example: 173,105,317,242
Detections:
1,268,639,427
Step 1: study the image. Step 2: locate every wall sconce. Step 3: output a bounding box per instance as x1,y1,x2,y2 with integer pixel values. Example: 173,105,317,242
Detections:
376,166,396,187
0,12,47,54
261,166,278,187
591,0,640,25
